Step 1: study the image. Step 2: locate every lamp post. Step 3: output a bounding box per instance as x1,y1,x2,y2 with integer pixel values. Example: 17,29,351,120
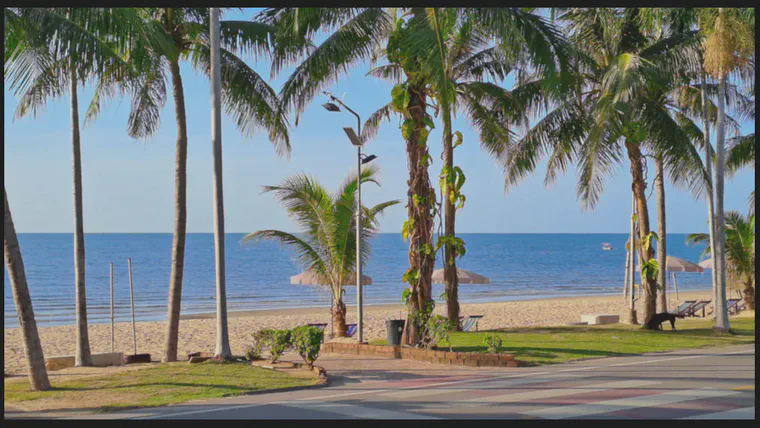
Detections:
322,92,375,344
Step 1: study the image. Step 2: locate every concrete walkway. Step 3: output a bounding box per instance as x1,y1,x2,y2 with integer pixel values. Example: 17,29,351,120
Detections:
6,344,754,420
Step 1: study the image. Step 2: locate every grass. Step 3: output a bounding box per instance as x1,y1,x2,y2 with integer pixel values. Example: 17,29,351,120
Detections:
372,317,755,366
4,360,319,413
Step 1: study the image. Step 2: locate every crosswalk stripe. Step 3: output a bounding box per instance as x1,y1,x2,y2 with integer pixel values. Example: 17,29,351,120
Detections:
460,379,658,404
681,406,755,420
379,374,585,399
524,388,742,419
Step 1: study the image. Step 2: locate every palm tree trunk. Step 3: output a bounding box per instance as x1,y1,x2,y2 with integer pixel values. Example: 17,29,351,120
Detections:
210,7,231,360
655,155,667,313
442,118,460,328
701,73,719,319
401,84,435,346
69,59,92,367
713,75,730,332
333,296,348,337
4,188,51,391
625,141,657,327
162,57,188,362
743,281,755,311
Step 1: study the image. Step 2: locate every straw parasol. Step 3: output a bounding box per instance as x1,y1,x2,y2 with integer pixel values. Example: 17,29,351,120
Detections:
639,256,704,305
290,270,372,286
698,258,713,269
431,268,490,284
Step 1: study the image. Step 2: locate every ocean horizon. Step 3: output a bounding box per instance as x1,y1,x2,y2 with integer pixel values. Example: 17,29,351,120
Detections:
4,233,713,328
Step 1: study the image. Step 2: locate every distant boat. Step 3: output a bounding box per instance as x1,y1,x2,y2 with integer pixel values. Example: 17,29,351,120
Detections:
602,242,613,251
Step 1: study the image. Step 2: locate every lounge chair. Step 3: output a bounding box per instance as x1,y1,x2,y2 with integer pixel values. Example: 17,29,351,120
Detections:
346,324,357,337
688,300,711,317
460,315,484,332
306,323,328,331
675,300,697,317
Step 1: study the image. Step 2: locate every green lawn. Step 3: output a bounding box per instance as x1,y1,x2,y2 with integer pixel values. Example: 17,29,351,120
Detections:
4,360,319,413
373,317,755,366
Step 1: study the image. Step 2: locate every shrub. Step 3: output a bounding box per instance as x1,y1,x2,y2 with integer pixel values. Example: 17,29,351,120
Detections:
291,326,323,368
267,329,292,363
483,332,502,354
245,330,272,361
424,315,454,351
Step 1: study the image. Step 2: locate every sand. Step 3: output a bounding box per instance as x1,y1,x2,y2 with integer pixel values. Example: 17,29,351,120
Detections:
4,291,712,374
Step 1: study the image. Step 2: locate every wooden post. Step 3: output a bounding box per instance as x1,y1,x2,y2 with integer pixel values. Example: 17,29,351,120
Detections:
672,272,679,300
110,262,114,353
128,258,137,356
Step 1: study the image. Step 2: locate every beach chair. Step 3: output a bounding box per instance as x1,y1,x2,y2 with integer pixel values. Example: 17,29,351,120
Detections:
675,300,697,317
460,315,484,332
346,324,357,337
688,300,711,317
306,323,328,331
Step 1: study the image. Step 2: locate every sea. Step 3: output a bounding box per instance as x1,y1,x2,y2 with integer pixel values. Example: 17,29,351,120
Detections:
4,233,712,328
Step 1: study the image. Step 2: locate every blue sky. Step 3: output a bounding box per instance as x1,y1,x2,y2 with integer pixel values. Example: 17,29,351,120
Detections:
3,9,755,234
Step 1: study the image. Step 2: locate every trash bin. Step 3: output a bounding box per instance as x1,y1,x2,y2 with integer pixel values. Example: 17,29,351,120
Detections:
386,319,405,345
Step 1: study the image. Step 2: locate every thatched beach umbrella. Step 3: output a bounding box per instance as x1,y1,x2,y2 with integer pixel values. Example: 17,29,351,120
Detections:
290,270,373,338
698,258,713,269
431,268,490,285
639,256,704,305
290,270,372,286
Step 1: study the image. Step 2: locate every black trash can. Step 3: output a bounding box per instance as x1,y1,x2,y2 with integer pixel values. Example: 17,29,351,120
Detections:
386,319,405,345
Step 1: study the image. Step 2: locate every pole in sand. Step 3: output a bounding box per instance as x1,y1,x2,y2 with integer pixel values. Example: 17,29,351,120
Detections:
128,257,137,356
110,262,115,353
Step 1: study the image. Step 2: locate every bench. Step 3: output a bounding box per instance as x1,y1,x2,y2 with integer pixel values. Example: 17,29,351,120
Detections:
580,314,620,325
45,352,124,371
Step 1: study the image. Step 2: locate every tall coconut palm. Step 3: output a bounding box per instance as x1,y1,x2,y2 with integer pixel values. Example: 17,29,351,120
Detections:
208,7,231,360
244,167,398,336
4,188,51,391
6,7,145,367
385,8,572,327
688,211,755,310
700,7,754,331
501,8,707,327
84,8,290,362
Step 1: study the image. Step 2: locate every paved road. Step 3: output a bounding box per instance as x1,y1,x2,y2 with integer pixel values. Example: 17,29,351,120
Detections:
7,344,755,420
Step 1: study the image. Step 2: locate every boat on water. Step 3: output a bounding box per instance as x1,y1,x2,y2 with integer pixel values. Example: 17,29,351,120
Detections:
602,242,613,251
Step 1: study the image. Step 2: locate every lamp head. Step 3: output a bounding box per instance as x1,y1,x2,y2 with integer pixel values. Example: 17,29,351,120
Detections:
322,102,341,112
361,154,377,165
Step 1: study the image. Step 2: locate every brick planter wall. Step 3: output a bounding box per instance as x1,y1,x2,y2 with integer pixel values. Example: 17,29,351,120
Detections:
321,343,521,367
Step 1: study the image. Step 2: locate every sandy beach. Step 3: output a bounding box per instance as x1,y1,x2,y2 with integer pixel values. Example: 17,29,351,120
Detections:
4,291,713,374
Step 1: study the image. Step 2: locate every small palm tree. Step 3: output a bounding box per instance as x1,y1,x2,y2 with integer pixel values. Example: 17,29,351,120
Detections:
243,167,399,337
688,211,755,310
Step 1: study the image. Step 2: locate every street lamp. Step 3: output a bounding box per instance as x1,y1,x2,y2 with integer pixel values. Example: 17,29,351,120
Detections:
322,91,375,344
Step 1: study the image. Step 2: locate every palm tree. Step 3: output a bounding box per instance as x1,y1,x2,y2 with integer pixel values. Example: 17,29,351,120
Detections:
501,8,707,327
208,7,231,360
700,7,754,331
688,211,755,310
6,8,144,367
4,188,51,391
84,8,290,362
384,8,571,328
244,167,398,336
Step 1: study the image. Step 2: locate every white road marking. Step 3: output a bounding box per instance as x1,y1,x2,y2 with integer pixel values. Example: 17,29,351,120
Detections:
461,379,658,404
379,374,586,399
524,388,742,419
681,406,755,420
